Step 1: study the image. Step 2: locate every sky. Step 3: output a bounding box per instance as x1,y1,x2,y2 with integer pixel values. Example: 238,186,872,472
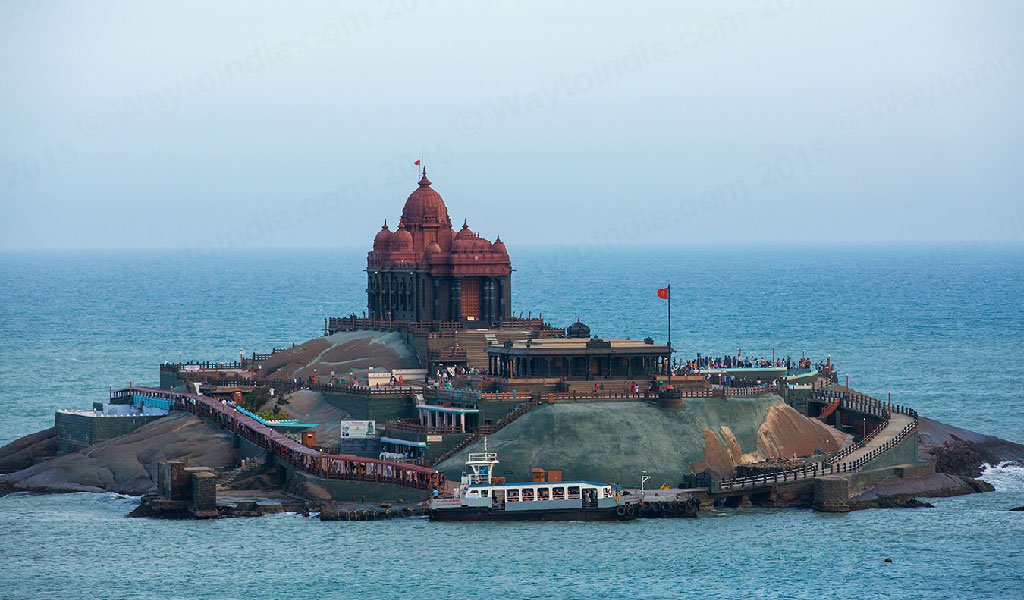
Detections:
1,0,1023,251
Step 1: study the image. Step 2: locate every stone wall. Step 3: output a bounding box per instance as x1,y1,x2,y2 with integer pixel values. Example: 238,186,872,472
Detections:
322,391,416,422
55,411,166,454
813,476,850,512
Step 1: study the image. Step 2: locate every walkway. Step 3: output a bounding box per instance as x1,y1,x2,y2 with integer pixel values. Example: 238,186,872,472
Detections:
839,411,914,465
718,389,919,492
117,386,441,492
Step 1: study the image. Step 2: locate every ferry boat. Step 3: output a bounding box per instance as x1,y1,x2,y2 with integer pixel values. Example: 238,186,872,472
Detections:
428,443,637,522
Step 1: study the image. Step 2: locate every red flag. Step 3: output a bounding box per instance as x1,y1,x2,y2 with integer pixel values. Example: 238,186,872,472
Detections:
657,287,669,299
414,160,421,166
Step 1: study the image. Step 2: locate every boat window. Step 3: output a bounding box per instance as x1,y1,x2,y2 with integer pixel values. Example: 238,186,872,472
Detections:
522,488,535,501
552,487,565,500
507,489,519,502
481,489,489,497
568,486,581,499
537,488,550,501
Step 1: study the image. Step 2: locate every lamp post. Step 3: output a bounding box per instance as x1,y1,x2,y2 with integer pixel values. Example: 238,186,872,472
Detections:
640,470,651,497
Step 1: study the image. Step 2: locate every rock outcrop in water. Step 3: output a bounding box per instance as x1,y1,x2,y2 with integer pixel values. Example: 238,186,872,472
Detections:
916,417,1024,478
0,427,58,474
0,413,236,495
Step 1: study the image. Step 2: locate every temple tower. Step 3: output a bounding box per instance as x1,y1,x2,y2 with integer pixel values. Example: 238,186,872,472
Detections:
366,171,512,324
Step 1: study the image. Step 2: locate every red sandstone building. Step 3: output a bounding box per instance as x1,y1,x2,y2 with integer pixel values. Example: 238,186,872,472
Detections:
367,171,512,324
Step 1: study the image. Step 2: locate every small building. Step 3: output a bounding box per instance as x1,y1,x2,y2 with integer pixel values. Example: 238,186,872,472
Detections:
55,398,169,454
486,332,672,382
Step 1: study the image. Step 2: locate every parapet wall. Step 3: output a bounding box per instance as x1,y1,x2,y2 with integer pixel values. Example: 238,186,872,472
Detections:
55,411,166,454
322,391,416,422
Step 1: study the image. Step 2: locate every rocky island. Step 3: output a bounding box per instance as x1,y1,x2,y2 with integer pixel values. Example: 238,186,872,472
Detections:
2,173,1021,519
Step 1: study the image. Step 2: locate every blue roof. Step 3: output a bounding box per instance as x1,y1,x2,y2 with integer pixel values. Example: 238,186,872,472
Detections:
381,436,427,448
416,405,479,414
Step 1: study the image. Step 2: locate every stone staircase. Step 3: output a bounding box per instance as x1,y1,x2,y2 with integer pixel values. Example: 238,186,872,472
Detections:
454,329,534,370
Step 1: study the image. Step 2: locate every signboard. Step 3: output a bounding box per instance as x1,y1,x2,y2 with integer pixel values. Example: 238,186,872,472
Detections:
427,435,443,443
340,420,376,439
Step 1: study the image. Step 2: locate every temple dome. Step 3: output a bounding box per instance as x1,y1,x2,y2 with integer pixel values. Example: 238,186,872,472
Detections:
401,172,450,227
372,223,392,251
455,221,475,240
566,320,591,339
492,236,507,254
391,228,413,251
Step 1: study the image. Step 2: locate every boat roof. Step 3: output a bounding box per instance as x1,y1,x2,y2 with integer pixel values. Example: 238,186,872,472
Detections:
467,481,611,488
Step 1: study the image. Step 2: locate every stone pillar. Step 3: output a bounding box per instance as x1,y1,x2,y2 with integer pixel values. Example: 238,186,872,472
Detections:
185,467,218,518
450,279,462,322
813,476,850,512
432,278,440,321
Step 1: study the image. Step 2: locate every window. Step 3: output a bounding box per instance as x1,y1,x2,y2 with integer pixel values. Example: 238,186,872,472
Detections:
481,489,489,497
538,488,550,501
568,486,581,499
507,489,519,502
522,488,535,502
552,487,565,500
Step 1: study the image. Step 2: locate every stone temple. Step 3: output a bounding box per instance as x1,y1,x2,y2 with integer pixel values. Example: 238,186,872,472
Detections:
366,170,512,324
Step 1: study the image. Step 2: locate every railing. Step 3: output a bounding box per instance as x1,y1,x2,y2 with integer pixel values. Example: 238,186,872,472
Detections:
429,348,468,362
121,386,440,491
170,370,416,398
326,316,465,336
426,387,482,402
717,389,919,492
818,397,842,421
325,315,565,337
383,420,466,435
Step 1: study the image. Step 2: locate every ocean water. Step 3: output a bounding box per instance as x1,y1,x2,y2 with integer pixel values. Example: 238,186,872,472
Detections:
1,245,1023,599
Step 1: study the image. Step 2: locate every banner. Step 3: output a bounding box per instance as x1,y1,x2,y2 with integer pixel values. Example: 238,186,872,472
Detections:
340,420,376,438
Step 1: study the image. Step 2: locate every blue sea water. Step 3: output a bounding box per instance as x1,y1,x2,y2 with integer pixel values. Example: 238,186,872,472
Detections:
1,245,1022,599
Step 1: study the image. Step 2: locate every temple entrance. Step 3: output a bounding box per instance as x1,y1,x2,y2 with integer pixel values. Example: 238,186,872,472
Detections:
460,277,480,321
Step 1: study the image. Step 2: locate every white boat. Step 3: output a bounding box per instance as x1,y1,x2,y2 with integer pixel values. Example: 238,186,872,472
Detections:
428,441,637,522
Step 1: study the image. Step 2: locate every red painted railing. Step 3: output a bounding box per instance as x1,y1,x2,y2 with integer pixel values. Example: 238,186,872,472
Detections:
119,386,441,491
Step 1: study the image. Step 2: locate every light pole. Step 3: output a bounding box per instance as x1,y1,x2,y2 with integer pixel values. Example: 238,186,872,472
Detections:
640,470,651,497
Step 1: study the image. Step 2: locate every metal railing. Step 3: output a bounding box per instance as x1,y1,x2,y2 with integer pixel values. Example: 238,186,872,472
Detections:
122,386,440,490
717,390,919,492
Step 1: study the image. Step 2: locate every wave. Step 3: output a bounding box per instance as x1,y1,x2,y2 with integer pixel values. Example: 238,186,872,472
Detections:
978,461,1024,493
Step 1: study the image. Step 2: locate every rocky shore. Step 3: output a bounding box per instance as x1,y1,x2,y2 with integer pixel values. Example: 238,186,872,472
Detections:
2,399,1021,515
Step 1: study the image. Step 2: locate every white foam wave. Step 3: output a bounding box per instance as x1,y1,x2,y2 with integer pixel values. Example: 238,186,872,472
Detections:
978,461,1024,493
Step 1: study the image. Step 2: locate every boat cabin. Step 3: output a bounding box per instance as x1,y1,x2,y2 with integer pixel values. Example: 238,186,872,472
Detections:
463,481,614,508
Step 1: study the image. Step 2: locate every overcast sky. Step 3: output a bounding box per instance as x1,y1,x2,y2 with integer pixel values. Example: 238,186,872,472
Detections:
1,1,1022,251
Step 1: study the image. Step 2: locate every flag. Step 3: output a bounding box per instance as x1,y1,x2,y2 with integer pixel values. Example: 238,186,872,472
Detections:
657,287,669,299
414,160,421,166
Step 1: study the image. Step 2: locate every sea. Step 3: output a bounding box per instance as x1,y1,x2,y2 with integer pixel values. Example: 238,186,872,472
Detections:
0,245,1022,599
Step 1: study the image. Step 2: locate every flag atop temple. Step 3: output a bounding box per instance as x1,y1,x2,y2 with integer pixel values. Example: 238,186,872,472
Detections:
366,170,513,324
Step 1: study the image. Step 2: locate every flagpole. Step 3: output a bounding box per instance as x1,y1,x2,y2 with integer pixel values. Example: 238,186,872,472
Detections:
667,283,672,379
